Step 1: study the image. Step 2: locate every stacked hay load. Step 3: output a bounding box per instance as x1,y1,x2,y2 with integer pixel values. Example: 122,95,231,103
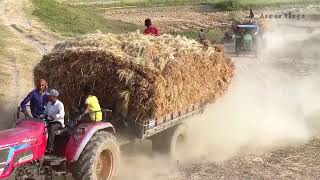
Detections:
34,32,234,123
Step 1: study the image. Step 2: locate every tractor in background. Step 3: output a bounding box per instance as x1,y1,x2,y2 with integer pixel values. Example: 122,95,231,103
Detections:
234,24,259,57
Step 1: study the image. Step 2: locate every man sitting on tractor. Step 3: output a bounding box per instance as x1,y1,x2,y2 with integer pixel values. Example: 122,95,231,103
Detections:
81,85,102,122
39,89,65,153
20,79,49,118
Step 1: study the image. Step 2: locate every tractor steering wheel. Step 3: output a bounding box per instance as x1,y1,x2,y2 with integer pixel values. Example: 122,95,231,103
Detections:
39,115,54,124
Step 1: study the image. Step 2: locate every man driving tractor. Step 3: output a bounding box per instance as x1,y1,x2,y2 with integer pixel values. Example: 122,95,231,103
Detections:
39,89,65,153
20,79,49,118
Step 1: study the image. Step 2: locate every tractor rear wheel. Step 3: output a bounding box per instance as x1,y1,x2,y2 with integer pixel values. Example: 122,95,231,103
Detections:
72,131,120,180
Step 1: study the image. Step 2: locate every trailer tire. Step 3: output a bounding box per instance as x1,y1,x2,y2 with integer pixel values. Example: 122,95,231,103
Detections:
235,39,240,56
72,131,120,180
152,124,188,160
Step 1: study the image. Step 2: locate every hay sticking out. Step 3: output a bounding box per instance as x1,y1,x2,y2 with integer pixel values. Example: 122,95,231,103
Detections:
34,32,234,122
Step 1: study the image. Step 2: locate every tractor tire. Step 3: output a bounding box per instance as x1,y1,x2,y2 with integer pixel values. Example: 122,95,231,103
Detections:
72,131,120,180
152,124,188,160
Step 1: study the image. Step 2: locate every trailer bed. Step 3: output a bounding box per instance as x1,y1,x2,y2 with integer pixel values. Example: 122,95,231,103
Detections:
114,103,204,145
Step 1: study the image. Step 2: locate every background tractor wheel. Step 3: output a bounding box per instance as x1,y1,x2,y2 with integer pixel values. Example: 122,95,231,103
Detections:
152,124,188,160
73,131,120,180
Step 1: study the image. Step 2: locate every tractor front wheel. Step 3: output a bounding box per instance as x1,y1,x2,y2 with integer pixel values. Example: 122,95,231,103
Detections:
73,131,120,180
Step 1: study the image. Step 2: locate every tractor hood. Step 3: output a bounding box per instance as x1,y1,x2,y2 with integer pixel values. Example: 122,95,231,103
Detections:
0,119,46,149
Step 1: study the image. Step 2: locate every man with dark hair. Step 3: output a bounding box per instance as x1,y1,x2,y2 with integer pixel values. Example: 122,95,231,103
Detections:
144,18,160,36
20,79,49,118
81,85,102,122
249,9,255,19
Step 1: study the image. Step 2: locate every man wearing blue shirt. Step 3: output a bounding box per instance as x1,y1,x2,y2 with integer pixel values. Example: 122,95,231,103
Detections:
20,79,49,118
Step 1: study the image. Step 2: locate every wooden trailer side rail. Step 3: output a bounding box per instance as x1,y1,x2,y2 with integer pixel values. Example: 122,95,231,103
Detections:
135,103,204,139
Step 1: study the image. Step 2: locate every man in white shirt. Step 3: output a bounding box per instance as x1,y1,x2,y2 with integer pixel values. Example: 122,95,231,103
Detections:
40,89,65,153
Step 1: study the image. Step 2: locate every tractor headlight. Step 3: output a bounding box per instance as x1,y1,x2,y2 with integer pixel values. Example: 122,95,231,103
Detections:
0,148,9,165
0,147,9,175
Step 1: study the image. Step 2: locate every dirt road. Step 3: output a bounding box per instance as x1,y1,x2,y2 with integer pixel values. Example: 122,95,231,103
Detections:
0,0,59,130
0,0,60,55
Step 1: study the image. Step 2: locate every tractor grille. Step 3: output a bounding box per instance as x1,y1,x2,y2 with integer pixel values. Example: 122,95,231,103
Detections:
0,148,9,164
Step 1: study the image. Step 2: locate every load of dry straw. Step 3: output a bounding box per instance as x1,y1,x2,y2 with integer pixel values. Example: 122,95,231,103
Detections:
34,32,234,122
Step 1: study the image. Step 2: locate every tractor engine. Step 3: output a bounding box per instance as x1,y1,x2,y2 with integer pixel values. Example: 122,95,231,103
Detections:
0,119,47,179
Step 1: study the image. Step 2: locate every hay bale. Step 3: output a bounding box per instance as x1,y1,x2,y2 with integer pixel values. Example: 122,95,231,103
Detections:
213,44,224,53
34,32,234,122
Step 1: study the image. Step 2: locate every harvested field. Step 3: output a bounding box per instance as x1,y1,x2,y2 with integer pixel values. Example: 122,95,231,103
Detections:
104,5,245,33
34,32,234,122
171,138,320,180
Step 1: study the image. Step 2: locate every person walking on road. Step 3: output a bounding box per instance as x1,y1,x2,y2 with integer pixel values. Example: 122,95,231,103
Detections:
199,29,206,44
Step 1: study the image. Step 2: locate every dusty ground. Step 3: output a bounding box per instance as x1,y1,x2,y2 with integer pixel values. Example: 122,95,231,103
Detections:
0,1,320,180
111,4,320,180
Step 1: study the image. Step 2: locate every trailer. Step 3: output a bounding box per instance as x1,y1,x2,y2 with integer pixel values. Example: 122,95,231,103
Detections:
115,103,204,154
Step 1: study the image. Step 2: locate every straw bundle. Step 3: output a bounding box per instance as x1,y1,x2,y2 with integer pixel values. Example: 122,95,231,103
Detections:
34,32,234,122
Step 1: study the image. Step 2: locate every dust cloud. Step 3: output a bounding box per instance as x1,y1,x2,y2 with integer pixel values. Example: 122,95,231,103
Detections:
182,16,320,162
116,12,320,179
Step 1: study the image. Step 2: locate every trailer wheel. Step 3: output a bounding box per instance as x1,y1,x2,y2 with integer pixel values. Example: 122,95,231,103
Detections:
72,131,120,180
152,124,188,159
235,39,240,56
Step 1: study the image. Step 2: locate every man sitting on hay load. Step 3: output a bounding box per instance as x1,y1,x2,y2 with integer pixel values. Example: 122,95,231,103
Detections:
144,19,160,36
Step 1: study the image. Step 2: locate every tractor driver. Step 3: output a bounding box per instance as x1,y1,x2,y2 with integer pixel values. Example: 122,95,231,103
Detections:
20,79,49,118
39,89,65,153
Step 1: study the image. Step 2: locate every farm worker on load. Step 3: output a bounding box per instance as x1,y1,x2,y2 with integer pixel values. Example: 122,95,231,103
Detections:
199,29,206,44
20,79,49,118
39,89,65,153
144,19,160,36
81,85,102,122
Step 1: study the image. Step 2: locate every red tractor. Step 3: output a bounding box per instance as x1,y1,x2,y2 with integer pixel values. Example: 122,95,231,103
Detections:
0,108,119,180
0,102,205,180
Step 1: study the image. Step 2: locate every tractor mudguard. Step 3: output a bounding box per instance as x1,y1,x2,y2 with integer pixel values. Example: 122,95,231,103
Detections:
64,122,115,162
